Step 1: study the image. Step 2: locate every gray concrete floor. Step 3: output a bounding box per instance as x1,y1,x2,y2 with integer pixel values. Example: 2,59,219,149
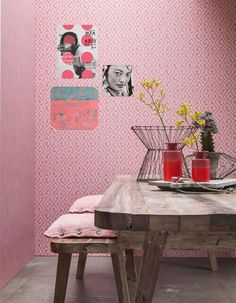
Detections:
0,256,236,303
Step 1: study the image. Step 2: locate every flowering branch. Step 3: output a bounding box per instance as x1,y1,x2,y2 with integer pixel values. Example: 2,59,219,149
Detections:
176,104,206,150
138,80,170,142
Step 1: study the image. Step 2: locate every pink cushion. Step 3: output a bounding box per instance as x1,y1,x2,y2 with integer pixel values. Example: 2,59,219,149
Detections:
44,213,117,238
69,194,103,213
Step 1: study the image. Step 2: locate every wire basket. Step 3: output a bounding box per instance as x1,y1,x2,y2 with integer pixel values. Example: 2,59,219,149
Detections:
184,152,236,180
131,126,195,182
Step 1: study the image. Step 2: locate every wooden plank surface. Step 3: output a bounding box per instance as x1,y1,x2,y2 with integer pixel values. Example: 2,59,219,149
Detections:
95,175,236,232
51,238,120,254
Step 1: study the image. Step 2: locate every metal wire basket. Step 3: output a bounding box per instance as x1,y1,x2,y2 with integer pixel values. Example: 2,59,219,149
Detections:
131,126,195,182
184,152,236,180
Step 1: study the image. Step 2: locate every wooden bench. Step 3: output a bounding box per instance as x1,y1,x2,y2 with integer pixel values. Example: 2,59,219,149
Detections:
51,238,132,303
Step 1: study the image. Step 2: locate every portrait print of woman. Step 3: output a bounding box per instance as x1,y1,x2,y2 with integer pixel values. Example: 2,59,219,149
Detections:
102,65,133,97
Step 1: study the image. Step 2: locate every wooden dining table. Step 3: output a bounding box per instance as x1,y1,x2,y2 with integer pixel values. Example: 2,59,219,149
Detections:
95,175,236,303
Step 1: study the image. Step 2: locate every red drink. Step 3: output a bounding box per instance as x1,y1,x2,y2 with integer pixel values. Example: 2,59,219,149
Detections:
192,151,210,182
163,143,182,181
163,159,182,181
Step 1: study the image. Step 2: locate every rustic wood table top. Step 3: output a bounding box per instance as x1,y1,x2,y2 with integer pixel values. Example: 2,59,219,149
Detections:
95,175,236,232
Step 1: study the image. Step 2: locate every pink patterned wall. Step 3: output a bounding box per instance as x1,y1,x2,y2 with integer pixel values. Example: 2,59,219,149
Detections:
35,0,236,255
1,0,35,288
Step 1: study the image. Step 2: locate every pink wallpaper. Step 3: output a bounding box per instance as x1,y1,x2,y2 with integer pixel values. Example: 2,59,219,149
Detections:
0,0,35,288
35,0,236,255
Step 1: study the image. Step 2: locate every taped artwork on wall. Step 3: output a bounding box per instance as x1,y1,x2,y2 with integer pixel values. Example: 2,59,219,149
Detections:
50,87,99,130
56,25,98,79
102,65,134,97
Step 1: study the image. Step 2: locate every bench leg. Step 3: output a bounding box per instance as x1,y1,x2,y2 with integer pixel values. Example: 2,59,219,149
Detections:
53,253,72,303
125,249,137,281
76,251,87,279
111,250,130,303
207,249,218,272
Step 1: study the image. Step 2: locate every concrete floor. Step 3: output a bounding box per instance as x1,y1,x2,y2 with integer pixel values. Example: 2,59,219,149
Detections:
1,256,236,303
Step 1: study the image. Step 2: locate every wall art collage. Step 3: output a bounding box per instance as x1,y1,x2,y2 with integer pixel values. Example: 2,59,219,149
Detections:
51,24,134,130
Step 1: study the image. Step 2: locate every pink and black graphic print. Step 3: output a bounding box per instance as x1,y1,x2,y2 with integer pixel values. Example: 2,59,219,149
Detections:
57,25,98,79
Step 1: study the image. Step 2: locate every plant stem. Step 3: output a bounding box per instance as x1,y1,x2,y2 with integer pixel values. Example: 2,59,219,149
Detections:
184,115,199,150
146,87,170,142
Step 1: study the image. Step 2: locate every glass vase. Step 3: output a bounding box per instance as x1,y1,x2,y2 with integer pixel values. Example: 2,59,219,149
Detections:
163,143,182,181
192,151,210,182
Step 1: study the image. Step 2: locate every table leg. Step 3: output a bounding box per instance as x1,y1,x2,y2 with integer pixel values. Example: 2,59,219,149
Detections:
53,253,72,303
207,249,218,272
125,249,137,281
135,231,168,303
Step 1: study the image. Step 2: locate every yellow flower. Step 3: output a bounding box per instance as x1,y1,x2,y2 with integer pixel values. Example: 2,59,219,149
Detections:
161,103,169,112
144,102,152,106
196,119,206,127
153,109,160,115
153,80,162,86
194,111,202,118
141,80,153,89
141,80,147,86
155,99,162,109
147,82,154,89
176,103,191,116
175,120,185,127
183,134,199,147
141,80,148,87
138,92,145,100
158,88,165,97
189,111,202,121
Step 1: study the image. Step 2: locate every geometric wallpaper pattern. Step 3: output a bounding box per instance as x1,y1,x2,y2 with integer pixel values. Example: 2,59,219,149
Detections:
35,0,236,255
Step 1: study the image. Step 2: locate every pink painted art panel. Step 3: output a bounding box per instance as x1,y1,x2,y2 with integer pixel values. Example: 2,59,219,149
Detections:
57,24,98,79
50,87,99,130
